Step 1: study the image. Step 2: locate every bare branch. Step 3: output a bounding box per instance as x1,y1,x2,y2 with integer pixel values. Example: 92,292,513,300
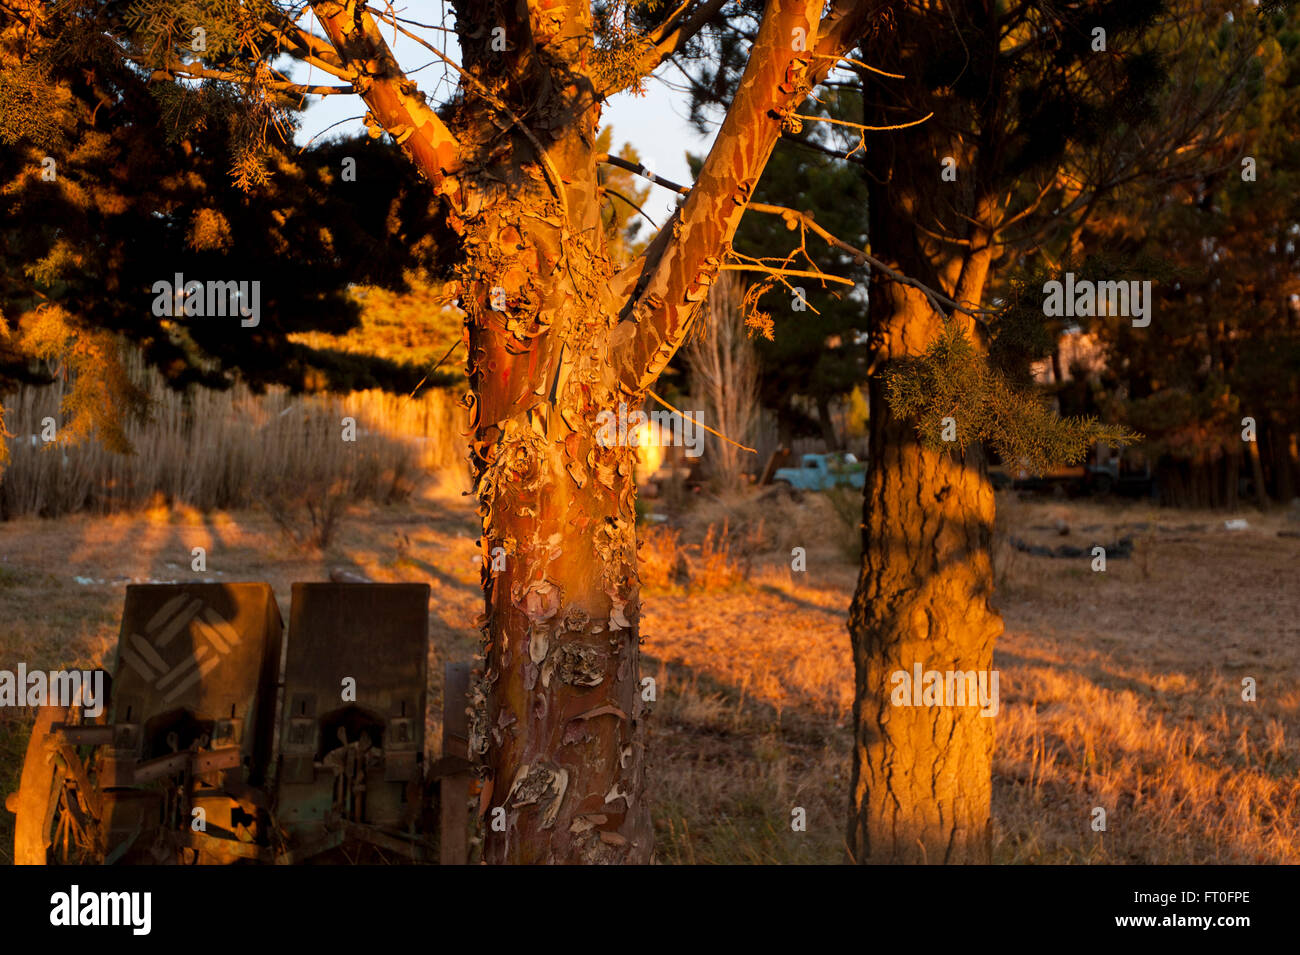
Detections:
746,202,997,323
607,0,830,396
812,51,902,79
126,54,353,95
720,263,855,286
784,109,934,157
597,153,690,195
647,389,756,455
604,186,661,229
261,9,351,72
307,0,464,203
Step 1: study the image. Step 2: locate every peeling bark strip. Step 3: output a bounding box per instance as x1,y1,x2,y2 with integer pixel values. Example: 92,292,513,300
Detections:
306,0,870,864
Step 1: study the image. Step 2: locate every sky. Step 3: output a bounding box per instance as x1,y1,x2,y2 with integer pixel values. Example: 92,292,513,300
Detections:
293,6,720,223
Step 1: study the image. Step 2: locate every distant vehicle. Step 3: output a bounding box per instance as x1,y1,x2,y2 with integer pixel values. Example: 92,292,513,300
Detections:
987,448,1156,499
1081,457,1156,498
772,452,866,491
1007,463,1086,497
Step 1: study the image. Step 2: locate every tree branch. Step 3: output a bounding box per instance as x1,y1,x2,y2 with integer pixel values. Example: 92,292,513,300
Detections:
607,0,876,395
307,0,465,206
812,0,884,65
745,202,996,323
371,8,566,213
597,153,690,195
259,14,356,80
597,152,980,322
126,54,354,95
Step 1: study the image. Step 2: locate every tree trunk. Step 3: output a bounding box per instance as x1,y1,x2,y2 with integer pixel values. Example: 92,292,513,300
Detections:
847,67,1004,856
450,63,653,866
469,363,652,863
847,280,1002,864
463,249,653,862
1274,428,1297,502
816,395,840,450
1247,431,1269,508
309,0,871,864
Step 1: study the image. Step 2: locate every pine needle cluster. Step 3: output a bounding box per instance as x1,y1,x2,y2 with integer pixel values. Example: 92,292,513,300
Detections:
885,320,1135,475
18,308,152,455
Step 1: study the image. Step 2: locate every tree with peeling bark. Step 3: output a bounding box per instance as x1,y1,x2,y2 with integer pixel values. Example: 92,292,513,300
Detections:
0,0,880,863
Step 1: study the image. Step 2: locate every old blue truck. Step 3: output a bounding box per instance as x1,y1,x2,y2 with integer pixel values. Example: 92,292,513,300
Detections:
772,452,866,491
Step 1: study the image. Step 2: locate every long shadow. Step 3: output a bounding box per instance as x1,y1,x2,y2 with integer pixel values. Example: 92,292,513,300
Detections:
394,554,481,598
754,582,846,618
990,645,1166,702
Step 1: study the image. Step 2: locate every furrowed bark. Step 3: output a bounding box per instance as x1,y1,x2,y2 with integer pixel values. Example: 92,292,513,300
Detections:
847,51,1005,860
847,277,1002,864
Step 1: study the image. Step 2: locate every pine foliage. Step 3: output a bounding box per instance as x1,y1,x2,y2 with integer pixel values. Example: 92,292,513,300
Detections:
886,321,1134,474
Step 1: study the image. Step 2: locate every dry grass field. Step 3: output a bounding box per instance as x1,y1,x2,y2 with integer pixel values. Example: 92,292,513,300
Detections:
1,472,1296,864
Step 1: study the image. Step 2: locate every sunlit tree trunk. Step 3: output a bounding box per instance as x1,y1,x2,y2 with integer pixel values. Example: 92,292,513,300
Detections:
309,0,869,863
454,108,654,865
440,1,657,865
848,284,1002,864
847,176,1004,863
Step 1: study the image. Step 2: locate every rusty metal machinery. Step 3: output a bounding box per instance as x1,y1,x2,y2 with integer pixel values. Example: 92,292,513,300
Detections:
6,581,473,865
276,583,430,859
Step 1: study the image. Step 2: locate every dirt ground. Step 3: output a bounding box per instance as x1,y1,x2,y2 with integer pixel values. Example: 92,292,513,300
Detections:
1,475,1296,863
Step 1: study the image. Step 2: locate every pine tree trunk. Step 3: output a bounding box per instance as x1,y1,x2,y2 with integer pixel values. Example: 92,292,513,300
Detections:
1247,434,1269,508
817,395,840,450
847,279,1002,864
846,84,1003,856
1274,429,1296,502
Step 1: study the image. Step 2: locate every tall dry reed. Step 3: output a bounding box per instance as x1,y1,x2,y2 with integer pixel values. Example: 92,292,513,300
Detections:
1,351,465,518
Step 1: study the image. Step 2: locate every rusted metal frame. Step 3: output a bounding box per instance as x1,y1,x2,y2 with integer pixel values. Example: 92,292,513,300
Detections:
52,742,103,821
130,746,242,786
341,822,428,860
49,724,113,747
180,829,270,862
274,828,348,865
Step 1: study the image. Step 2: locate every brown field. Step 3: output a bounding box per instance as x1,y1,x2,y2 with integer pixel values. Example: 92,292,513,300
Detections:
1,474,1297,864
